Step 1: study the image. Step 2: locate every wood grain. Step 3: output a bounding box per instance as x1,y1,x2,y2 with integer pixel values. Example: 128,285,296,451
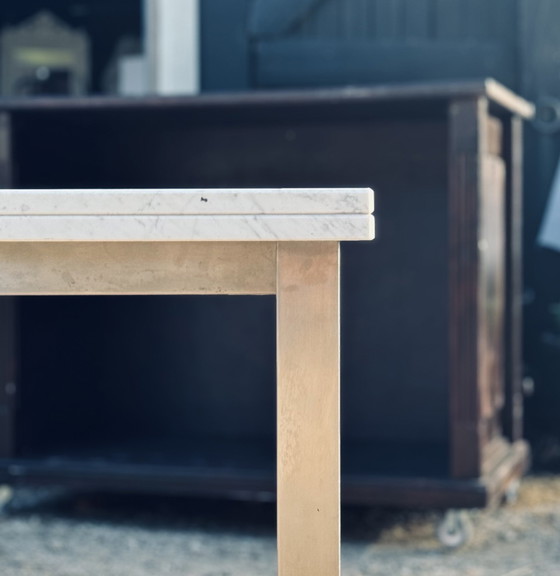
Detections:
487,116,503,157
479,154,506,443
0,80,533,118
485,79,535,120
0,242,277,295
503,116,524,442
449,97,486,479
276,242,340,576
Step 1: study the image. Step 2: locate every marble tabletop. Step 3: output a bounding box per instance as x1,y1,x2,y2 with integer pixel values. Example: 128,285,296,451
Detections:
0,188,375,242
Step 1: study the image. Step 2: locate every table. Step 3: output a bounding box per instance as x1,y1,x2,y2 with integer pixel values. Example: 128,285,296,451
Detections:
0,82,532,518
0,187,374,576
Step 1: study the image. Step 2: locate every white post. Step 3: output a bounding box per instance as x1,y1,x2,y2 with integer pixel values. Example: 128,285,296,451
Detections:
144,0,200,95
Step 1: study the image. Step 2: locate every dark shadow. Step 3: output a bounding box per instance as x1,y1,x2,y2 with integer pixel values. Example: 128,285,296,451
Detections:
3,488,429,545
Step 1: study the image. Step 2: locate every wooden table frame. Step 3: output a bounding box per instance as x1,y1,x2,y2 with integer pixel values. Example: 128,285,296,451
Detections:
0,188,374,576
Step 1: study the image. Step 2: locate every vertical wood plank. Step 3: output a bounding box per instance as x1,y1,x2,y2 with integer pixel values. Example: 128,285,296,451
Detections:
404,0,431,40
250,0,322,38
449,97,488,479
487,117,503,156
435,0,465,39
376,0,403,39
503,116,524,442
479,154,506,434
200,0,252,91
365,0,379,37
349,0,370,39
311,0,340,37
277,242,340,576
339,0,356,40
465,0,490,40
488,0,517,77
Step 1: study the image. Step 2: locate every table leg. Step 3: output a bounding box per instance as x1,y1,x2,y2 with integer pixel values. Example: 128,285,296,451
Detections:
276,242,340,576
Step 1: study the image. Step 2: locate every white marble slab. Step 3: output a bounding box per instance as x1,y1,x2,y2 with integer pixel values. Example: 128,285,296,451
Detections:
0,214,374,242
0,188,373,216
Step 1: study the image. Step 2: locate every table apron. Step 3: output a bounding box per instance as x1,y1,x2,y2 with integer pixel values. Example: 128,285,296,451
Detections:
0,241,278,296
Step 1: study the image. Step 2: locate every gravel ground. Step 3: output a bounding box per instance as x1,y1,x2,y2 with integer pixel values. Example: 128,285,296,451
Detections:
1,476,560,576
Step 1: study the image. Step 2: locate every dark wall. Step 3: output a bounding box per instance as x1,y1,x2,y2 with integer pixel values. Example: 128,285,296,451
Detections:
200,0,252,91
253,0,517,88
202,0,518,91
517,1,560,441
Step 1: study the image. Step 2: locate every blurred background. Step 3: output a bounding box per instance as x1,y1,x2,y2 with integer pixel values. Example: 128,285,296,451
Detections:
1,1,560,563
0,0,558,449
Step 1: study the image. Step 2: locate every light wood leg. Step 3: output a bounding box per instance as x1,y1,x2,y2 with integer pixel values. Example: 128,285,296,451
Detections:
276,242,340,576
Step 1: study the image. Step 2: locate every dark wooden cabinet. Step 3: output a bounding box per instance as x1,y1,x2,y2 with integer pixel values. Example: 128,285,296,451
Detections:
199,0,560,448
0,79,532,508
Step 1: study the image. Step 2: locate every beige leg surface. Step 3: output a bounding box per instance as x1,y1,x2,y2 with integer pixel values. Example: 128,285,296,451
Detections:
276,242,340,576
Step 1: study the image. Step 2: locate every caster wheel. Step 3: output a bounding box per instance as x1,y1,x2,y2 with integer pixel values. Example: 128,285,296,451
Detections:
436,510,474,549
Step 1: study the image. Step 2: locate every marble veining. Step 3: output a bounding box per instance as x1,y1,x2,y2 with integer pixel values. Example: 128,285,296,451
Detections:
0,188,375,242
0,188,374,216
0,214,375,242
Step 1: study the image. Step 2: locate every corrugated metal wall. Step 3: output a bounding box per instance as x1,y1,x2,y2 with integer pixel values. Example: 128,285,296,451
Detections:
252,0,517,87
